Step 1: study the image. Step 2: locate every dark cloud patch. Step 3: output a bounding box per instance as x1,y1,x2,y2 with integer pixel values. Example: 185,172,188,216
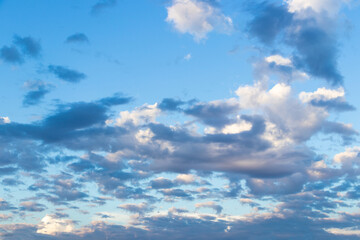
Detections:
184,101,240,128
91,0,117,15
0,199,15,211
67,160,95,172
33,174,89,205
65,33,89,44
1,178,23,186
160,189,194,200
150,178,174,189
159,98,185,111
13,35,41,58
248,2,293,45
43,103,108,132
289,24,343,85
118,202,154,214
247,2,343,85
19,201,47,212
98,94,133,107
0,46,23,64
23,87,49,106
48,65,86,83
310,98,355,112
0,167,18,176
322,121,358,145
23,80,52,107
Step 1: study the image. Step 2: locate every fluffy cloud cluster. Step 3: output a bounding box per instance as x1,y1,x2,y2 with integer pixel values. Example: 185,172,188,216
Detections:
166,0,233,40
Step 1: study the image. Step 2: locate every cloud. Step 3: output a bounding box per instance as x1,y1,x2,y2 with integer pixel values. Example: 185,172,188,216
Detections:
118,202,154,214
19,201,47,212
184,53,192,60
0,46,23,64
184,99,240,128
150,177,175,189
248,3,293,45
166,0,233,41
195,201,223,214
299,87,355,111
13,35,41,58
247,1,345,85
65,33,89,44
158,98,186,111
48,65,86,83
0,198,15,211
0,117,10,124
91,0,117,15
22,80,52,106
36,214,75,235
0,35,42,64
1,178,23,186
286,0,350,16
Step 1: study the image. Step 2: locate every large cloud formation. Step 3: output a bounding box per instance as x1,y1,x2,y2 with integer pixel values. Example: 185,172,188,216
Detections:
0,0,359,239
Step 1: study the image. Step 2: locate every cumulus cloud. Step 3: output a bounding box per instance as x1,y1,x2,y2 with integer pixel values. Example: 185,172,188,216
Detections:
36,215,75,235
166,0,233,41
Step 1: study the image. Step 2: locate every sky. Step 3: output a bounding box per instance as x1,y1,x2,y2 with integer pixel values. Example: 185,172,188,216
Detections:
1,0,360,239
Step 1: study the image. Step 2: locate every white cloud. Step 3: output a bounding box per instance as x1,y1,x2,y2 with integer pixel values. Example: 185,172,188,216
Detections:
116,103,160,126
175,174,197,184
299,87,345,103
325,227,360,236
166,0,233,41
36,215,75,235
286,0,350,16
0,116,10,124
184,53,192,60
333,146,360,166
265,55,292,66
236,83,328,143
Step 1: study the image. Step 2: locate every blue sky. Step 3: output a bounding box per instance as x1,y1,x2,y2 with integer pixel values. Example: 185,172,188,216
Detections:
1,0,360,239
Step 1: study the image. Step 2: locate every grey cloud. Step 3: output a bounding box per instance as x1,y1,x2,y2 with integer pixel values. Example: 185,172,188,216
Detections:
247,2,343,85
0,46,23,64
23,80,52,106
289,23,343,85
91,0,117,15
13,35,41,58
65,33,89,44
0,199,15,211
19,201,47,212
184,101,240,128
159,98,186,111
48,65,86,83
309,98,356,112
118,202,154,214
150,178,174,189
248,2,293,45
1,178,23,186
